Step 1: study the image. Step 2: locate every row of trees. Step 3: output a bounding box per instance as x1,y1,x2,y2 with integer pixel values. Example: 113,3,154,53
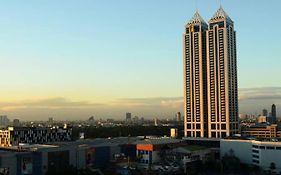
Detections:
72,125,184,139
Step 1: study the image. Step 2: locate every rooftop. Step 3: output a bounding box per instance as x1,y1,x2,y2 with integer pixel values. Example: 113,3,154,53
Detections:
209,7,233,23
173,145,209,154
186,11,207,27
134,138,181,145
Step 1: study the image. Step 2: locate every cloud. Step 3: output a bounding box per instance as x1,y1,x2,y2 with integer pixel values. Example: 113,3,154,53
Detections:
239,87,281,101
112,97,183,108
160,99,184,108
1,87,280,120
0,97,103,111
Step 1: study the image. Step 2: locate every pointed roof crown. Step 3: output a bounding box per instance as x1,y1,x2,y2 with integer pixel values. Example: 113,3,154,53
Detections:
209,7,233,23
186,11,207,27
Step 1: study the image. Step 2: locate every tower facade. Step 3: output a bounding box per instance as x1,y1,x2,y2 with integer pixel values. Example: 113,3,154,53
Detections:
206,7,239,138
183,7,239,138
271,104,276,124
262,109,268,117
183,12,208,137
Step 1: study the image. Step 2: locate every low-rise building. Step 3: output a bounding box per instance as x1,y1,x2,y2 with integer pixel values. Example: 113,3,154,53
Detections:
258,116,267,123
0,129,11,147
172,145,215,173
0,127,72,147
241,124,281,138
221,138,281,172
134,137,181,168
0,137,141,175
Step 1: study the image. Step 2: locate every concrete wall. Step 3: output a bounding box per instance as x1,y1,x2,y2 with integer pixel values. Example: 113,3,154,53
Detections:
0,153,17,175
258,144,281,172
221,139,281,172
152,151,160,163
220,139,253,164
76,147,86,169
109,145,121,161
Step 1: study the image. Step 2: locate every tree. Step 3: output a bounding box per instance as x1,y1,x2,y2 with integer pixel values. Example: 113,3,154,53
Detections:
222,149,240,173
270,162,276,174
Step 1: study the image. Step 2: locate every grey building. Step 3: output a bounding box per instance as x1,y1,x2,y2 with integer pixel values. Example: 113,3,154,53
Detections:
271,104,277,124
262,109,268,117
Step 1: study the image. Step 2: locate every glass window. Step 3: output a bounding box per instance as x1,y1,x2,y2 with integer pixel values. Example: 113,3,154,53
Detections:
266,146,275,150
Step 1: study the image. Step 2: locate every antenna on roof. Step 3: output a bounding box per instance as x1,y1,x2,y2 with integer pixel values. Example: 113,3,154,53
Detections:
194,0,198,12
218,0,222,7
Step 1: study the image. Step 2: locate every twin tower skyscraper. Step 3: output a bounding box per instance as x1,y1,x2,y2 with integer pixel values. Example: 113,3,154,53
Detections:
183,7,238,138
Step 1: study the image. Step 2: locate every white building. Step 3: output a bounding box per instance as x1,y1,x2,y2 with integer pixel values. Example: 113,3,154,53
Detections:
221,138,281,172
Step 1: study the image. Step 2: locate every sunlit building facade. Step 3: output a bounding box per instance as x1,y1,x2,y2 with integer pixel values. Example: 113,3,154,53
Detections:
183,12,208,137
184,7,238,138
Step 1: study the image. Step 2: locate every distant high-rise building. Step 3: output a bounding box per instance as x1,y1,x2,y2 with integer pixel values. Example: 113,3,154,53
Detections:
0,116,10,127
262,109,268,117
175,112,182,122
154,118,158,126
272,104,277,124
140,117,145,124
13,119,20,127
267,112,274,124
48,117,54,124
133,116,139,124
126,112,132,123
88,116,95,125
183,7,238,138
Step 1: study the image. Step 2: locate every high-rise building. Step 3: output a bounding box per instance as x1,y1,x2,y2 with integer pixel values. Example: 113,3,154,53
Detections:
126,112,132,123
183,12,208,138
262,109,268,117
272,104,276,124
154,117,158,126
207,7,239,138
0,115,10,127
183,7,239,138
175,112,182,122
13,119,20,127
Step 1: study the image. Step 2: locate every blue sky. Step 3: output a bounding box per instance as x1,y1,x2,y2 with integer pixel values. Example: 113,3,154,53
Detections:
0,0,280,120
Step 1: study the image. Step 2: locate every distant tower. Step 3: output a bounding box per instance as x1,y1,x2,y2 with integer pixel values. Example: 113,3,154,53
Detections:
154,118,158,126
126,113,132,123
0,116,10,127
271,104,276,124
13,119,20,127
48,117,54,124
176,112,181,122
262,109,268,117
267,112,273,124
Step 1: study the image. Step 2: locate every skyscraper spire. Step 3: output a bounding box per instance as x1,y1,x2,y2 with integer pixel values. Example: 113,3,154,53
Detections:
186,11,207,27
209,6,233,23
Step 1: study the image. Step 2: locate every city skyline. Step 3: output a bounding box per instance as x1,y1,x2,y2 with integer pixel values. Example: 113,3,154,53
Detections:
0,1,281,120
